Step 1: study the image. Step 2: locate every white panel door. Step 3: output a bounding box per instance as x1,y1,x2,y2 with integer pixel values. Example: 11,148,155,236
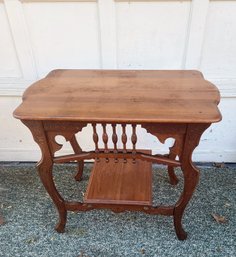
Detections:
23,1,101,77
0,3,21,78
116,1,191,69
0,0,236,162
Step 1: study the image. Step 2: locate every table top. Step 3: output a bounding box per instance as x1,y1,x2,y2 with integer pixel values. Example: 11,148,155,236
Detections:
14,69,221,124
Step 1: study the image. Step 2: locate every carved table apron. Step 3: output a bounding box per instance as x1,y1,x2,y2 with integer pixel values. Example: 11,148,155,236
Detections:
13,70,221,240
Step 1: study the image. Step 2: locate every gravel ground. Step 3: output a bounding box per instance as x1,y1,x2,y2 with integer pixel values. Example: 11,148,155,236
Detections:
0,163,235,257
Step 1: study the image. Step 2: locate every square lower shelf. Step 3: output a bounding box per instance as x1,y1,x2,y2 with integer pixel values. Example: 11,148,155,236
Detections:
84,150,152,206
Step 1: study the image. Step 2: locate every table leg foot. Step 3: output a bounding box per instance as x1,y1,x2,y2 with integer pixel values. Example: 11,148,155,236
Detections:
173,210,187,240
55,225,65,233
173,164,198,240
55,210,67,233
38,162,67,234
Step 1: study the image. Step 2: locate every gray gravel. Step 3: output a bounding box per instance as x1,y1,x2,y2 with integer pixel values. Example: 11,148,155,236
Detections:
0,163,235,257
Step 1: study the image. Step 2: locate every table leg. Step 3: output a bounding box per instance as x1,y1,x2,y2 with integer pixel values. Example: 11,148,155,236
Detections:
167,152,179,185
167,136,184,185
23,120,67,233
69,135,84,181
75,162,84,181
38,161,67,233
173,124,210,240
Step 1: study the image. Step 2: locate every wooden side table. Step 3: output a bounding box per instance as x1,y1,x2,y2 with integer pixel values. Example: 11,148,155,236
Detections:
13,70,221,240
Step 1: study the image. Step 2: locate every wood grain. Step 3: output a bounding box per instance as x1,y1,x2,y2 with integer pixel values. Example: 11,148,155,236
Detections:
13,69,222,240
84,151,152,206
13,69,221,123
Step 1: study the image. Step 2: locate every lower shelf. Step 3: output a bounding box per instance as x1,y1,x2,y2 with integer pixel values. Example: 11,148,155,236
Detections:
84,150,152,206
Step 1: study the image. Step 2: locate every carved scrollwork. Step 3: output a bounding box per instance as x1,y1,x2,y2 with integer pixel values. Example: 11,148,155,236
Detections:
43,121,87,156
47,132,76,156
141,123,187,157
22,120,52,164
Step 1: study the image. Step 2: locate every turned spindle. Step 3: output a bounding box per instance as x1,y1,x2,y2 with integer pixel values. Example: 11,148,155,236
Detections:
102,124,109,162
112,124,118,163
131,124,137,163
121,124,127,163
92,123,99,162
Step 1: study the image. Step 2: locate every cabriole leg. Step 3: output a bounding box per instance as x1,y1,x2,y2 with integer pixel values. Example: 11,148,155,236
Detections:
69,135,84,181
167,153,179,186
173,124,210,240
38,162,67,233
75,161,84,181
23,120,67,233
167,137,184,185
173,162,199,240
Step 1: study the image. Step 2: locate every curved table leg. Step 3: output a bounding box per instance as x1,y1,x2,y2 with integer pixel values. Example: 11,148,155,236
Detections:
69,135,84,181
173,124,210,240
38,162,67,233
23,120,67,233
167,137,184,185
173,162,199,240
167,153,179,186
75,161,84,181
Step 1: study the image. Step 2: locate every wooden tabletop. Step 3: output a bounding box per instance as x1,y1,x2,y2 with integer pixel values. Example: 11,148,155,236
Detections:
14,69,221,124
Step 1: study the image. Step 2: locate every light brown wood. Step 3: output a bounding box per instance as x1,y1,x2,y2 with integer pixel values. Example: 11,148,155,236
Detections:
64,202,174,216
13,69,222,240
46,69,204,78
13,69,221,123
53,150,181,167
84,151,152,206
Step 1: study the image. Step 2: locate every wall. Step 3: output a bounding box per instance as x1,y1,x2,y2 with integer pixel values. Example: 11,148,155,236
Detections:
0,0,236,162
